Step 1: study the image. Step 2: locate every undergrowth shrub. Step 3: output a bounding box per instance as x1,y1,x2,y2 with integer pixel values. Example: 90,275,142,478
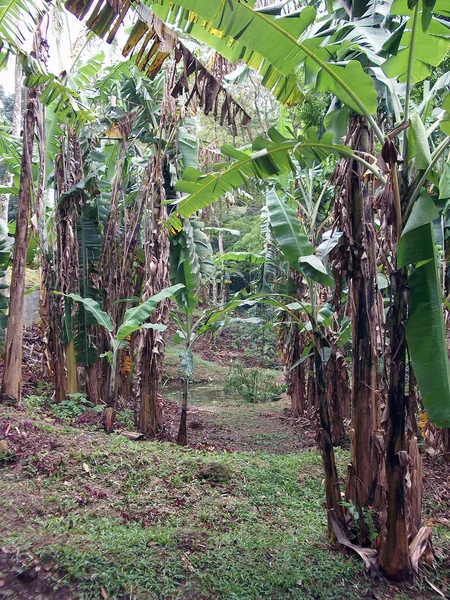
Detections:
221,309,280,369
225,362,285,403
24,393,103,421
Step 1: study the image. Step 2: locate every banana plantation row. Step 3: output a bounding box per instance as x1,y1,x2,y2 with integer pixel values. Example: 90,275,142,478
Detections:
1,0,450,585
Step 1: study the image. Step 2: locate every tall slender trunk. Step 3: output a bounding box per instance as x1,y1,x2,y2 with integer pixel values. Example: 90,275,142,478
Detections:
378,268,412,581
138,67,176,435
0,84,39,402
138,155,170,434
288,324,307,417
282,273,308,417
335,117,382,510
177,374,189,446
53,129,84,399
314,334,345,535
138,331,164,435
40,271,68,402
325,345,349,445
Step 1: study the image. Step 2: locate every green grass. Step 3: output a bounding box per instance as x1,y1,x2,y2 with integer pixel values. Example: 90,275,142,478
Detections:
163,346,230,384
1,407,448,600
1,418,363,600
163,345,283,386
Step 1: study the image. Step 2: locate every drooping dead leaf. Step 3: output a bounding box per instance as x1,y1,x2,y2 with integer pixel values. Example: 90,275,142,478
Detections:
65,0,250,133
409,526,432,573
330,513,379,578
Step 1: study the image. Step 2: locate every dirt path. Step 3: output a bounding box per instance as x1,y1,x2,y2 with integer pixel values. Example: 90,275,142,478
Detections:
162,396,317,454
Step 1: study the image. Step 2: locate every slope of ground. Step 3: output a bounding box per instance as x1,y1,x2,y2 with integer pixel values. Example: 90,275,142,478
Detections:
0,402,449,600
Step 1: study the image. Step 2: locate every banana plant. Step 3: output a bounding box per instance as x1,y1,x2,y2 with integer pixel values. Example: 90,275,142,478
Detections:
56,284,184,409
169,217,214,445
169,126,376,228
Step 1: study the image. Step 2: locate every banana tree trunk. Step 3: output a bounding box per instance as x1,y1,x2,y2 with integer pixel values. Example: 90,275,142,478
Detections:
138,329,164,435
288,326,307,418
177,374,189,446
325,345,349,445
335,117,382,510
283,274,308,417
138,70,177,435
53,130,83,399
0,86,38,403
378,268,412,581
137,155,170,435
314,333,345,535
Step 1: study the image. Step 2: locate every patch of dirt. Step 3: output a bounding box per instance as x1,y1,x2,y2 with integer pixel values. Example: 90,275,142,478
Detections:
159,396,316,453
0,549,74,600
0,412,104,475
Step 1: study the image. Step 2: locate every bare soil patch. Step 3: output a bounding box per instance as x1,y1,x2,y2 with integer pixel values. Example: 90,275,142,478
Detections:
161,395,316,454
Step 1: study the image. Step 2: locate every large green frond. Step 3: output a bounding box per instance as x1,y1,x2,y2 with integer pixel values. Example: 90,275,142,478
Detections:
398,193,450,427
170,128,351,229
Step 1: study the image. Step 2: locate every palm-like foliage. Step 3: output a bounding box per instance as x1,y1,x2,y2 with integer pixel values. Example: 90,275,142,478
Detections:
0,0,46,64
170,127,354,228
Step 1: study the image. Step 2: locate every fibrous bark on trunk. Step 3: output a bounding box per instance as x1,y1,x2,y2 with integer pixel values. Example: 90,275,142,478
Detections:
314,335,346,536
137,154,170,435
325,345,349,445
378,268,412,581
0,87,36,403
0,23,44,403
138,67,177,436
334,116,382,510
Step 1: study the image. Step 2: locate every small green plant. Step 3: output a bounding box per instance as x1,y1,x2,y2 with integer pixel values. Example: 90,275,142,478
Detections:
340,499,378,543
23,395,52,414
53,394,103,421
115,409,135,430
225,362,286,403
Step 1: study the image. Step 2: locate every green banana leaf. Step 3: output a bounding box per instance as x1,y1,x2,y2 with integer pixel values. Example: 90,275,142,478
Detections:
266,189,334,287
440,94,450,136
0,0,46,52
383,0,450,84
148,0,378,114
217,252,265,264
75,210,103,366
116,284,184,343
56,292,113,333
0,219,12,328
398,192,450,427
171,128,351,229
409,112,432,170
170,219,213,315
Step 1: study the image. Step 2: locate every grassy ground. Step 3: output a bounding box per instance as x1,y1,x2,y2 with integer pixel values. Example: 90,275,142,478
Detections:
1,399,449,600
163,346,230,384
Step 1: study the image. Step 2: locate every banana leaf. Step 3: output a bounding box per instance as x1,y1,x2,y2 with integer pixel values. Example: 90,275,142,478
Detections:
398,192,450,426
171,128,351,229
266,189,334,287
